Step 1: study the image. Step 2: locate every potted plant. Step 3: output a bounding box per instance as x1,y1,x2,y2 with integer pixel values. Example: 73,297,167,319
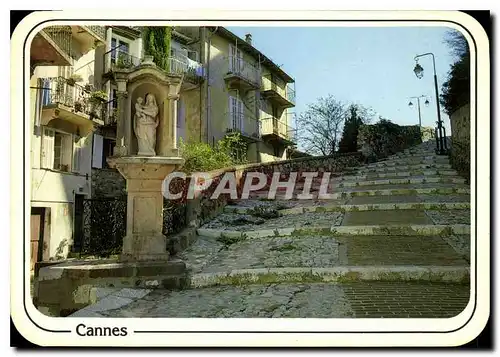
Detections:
66,74,83,86
74,101,83,112
89,90,108,119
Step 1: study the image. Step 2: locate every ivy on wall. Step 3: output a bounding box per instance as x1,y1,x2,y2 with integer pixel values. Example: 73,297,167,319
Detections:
142,26,172,72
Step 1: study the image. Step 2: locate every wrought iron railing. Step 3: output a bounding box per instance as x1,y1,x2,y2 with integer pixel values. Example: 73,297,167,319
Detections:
102,98,118,125
73,196,187,257
40,76,105,120
226,111,261,139
78,198,127,256
286,87,296,104
82,25,106,42
260,114,297,142
226,56,261,87
41,26,73,58
261,74,296,105
103,49,204,83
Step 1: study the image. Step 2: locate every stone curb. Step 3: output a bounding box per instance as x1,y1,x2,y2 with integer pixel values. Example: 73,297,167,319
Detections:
336,170,459,181
224,202,470,215
197,224,470,239
68,288,152,317
189,266,470,288
366,159,450,168
351,163,453,173
338,187,470,197
332,176,466,188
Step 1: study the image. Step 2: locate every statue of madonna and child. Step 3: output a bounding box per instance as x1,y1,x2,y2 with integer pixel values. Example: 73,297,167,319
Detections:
134,93,159,156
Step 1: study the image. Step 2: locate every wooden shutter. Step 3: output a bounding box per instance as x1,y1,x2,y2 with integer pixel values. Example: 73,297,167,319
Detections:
229,44,236,72
229,96,237,130
60,134,73,172
41,127,55,169
237,98,244,131
72,136,81,173
92,134,103,168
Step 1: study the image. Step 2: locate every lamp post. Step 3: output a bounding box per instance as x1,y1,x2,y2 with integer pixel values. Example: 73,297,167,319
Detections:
408,95,430,128
413,53,447,155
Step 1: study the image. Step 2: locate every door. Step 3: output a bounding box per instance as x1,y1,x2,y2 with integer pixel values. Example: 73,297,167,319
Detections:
30,208,45,272
73,194,85,254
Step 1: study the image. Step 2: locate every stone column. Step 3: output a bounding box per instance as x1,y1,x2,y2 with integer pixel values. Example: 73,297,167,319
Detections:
113,82,128,156
110,156,184,262
170,94,179,150
157,94,180,156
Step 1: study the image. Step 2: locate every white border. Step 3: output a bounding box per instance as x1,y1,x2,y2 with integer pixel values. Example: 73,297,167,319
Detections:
10,10,489,347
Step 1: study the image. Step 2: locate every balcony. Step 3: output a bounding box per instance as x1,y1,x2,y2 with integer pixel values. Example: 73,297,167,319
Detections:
103,51,204,90
31,26,73,67
260,115,297,144
101,99,118,126
261,78,296,109
80,26,107,43
225,112,261,143
224,57,261,92
39,76,106,134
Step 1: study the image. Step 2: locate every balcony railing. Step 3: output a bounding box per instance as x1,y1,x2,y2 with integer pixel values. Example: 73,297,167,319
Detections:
102,99,118,125
40,76,105,121
41,26,73,58
260,115,296,143
103,50,204,83
225,57,261,88
261,76,296,107
226,112,261,140
82,25,106,42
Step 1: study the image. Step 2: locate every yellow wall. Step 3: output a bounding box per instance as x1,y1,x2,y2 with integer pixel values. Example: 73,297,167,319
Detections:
206,34,260,144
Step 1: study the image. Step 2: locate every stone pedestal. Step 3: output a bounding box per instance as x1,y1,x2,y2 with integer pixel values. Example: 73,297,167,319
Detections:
108,156,184,262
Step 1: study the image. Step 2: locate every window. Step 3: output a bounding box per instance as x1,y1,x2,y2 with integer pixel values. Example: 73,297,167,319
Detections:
229,44,243,73
111,38,130,64
102,138,115,169
229,95,244,131
41,127,79,172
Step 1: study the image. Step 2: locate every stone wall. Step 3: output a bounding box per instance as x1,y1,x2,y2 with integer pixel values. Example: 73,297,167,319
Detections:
449,103,470,183
357,121,422,163
91,168,126,198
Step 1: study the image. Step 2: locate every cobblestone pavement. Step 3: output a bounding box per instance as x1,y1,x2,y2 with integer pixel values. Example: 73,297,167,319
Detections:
98,281,469,318
201,211,344,231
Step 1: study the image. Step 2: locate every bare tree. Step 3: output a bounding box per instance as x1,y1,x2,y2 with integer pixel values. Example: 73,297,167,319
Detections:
297,95,349,156
443,29,469,60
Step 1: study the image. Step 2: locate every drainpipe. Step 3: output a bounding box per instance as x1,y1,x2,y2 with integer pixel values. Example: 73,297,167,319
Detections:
205,26,218,145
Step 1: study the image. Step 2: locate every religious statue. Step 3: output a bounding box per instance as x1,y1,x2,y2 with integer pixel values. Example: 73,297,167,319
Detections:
134,93,159,156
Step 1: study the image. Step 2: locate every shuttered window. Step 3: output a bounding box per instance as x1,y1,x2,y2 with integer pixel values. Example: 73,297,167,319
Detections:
229,96,244,131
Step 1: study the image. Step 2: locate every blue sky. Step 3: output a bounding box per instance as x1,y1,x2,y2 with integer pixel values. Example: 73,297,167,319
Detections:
228,26,457,137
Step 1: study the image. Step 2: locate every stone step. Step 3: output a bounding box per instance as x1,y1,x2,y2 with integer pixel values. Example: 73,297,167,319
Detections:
248,185,470,200
224,201,469,215
330,176,466,188
188,234,468,273
90,281,470,318
333,170,460,182
351,163,453,173
197,224,470,239
189,266,470,288
341,209,470,226
366,158,450,168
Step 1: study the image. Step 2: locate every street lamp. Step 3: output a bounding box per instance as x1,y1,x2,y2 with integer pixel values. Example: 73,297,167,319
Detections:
413,53,448,155
408,95,430,128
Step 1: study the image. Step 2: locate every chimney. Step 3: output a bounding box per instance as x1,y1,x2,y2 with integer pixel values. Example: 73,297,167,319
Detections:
245,33,252,45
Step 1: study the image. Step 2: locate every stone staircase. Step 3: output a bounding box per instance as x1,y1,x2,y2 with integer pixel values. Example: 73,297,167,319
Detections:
73,140,471,318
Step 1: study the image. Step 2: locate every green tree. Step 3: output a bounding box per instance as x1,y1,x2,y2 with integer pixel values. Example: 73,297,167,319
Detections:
142,26,172,72
338,104,374,153
440,30,470,115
